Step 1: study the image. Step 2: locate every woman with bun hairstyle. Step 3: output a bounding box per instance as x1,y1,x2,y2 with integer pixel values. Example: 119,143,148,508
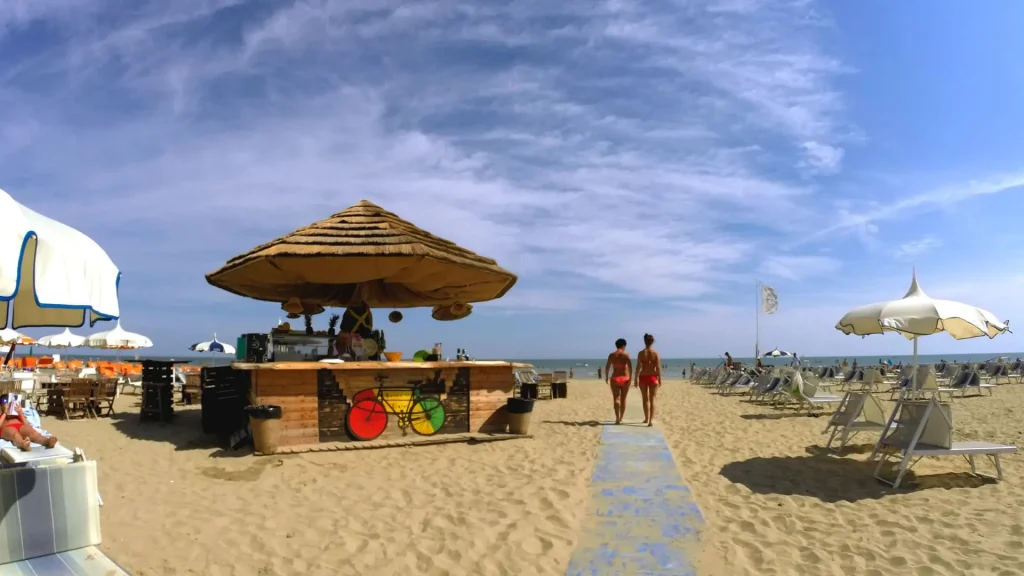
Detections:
635,333,661,426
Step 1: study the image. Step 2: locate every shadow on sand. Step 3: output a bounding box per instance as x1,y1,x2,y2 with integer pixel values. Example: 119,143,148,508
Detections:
109,403,247,459
720,452,992,502
739,412,823,421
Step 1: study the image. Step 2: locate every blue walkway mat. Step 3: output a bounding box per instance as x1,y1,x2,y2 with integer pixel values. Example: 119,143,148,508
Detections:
566,402,705,576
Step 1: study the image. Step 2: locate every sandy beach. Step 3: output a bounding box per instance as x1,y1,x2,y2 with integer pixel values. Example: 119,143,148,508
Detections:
44,378,1023,575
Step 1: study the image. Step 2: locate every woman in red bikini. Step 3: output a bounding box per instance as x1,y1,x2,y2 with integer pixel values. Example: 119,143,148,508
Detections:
0,394,57,452
635,333,661,426
605,338,632,424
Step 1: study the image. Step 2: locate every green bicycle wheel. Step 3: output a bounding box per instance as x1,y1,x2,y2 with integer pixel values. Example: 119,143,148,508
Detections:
408,396,446,436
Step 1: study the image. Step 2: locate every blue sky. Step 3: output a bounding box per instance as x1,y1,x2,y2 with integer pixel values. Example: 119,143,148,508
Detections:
3,0,1024,359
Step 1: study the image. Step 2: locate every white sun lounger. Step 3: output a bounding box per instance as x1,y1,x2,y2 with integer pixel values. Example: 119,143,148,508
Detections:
790,371,840,414
872,397,1016,489
938,370,995,398
0,461,130,574
823,391,895,452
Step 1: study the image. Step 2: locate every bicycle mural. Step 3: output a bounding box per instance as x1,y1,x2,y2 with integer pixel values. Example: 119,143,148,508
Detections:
345,369,470,441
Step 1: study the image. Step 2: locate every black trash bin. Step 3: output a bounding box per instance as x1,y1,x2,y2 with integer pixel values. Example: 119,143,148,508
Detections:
506,398,535,434
520,382,538,400
245,405,283,454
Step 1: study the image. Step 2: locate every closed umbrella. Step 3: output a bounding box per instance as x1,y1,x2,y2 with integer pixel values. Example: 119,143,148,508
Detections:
835,271,1009,375
205,200,517,315
37,328,86,348
1,188,120,330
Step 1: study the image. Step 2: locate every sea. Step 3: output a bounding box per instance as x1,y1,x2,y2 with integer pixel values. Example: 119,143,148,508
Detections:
13,352,1020,377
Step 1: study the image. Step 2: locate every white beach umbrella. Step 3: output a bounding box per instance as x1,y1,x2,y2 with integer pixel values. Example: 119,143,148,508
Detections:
189,334,235,354
835,271,1009,372
86,321,153,350
0,328,35,345
1,188,121,330
37,328,87,349
762,348,792,358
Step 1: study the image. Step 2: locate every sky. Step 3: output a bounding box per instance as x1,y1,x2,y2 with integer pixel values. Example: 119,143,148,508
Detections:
3,0,1024,359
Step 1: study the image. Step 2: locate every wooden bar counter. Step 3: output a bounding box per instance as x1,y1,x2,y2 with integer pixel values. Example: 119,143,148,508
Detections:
231,361,515,449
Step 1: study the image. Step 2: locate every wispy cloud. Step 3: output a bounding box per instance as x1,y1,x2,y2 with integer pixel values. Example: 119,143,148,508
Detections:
37,1,1024,359
894,236,942,260
759,255,841,281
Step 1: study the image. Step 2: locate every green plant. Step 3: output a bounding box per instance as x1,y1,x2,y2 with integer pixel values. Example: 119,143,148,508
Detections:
372,329,386,352
303,314,314,335
327,313,340,336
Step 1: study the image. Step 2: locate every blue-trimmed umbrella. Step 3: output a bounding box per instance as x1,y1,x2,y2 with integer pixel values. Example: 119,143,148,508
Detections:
762,348,792,358
190,335,235,366
190,335,235,354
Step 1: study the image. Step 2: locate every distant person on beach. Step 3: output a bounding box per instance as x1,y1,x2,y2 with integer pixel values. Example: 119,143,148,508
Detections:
605,339,632,425
569,368,574,379
635,333,661,426
0,394,57,452
724,351,733,368
597,368,602,379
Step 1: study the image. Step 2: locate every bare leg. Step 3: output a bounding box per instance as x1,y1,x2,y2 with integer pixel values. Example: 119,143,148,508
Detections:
610,383,622,423
619,386,629,423
20,424,57,448
640,385,651,423
648,384,659,426
1,426,31,451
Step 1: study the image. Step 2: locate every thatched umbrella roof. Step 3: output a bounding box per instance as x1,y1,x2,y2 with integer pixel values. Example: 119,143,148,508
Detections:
205,200,517,310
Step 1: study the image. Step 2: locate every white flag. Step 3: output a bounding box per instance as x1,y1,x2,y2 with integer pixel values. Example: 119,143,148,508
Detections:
761,285,779,314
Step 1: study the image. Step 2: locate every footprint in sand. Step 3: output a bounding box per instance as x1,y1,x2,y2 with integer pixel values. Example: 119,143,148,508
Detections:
200,458,285,481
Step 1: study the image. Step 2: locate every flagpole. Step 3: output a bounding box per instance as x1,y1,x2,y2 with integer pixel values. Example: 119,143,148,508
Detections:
755,280,761,362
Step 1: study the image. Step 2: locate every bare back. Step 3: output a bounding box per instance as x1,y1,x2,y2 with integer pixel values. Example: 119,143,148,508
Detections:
637,348,660,376
607,350,631,378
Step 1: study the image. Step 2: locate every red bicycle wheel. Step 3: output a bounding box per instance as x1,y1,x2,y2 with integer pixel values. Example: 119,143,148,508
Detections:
346,399,388,441
352,389,377,404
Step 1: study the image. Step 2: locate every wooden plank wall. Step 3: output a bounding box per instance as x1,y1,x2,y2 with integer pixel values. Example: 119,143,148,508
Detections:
251,370,318,447
251,365,514,446
470,366,514,433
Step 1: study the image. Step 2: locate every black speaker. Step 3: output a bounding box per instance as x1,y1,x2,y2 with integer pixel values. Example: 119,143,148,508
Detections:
242,333,270,363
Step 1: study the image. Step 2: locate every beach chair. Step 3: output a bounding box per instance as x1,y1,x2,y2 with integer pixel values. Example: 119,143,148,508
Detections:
872,397,1017,489
823,391,892,452
750,374,781,403
723,373,758,395
0,460,130,574
790,371,841,414
938,370,994,398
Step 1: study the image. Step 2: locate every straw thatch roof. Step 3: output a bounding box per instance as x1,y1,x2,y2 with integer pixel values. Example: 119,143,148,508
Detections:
205,200,517,309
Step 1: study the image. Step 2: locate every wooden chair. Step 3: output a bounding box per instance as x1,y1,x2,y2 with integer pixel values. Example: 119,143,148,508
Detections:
93,379,118,417
182,373,202,405
64,380,96,420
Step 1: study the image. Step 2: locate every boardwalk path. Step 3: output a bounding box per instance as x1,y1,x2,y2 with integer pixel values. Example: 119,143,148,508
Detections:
566,397,706,575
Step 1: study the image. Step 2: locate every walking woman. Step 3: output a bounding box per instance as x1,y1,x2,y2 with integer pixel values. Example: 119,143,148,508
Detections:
604,338,632,424
635,333,661,426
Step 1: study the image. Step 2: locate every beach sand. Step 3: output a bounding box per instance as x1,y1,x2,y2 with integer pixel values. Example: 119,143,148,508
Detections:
43,378,1022,575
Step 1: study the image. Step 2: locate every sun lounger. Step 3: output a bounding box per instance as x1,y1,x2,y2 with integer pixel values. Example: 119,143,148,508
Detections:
790,371,840,414
872,397,1016,489
0,461,130,574
823,391,894,452
938,370,995,398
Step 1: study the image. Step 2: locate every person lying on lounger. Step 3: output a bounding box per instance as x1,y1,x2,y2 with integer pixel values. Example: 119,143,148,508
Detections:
0,394,58,451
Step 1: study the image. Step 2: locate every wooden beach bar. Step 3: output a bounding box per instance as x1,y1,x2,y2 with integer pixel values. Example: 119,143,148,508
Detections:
203,199,526,454
234,360,514,450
